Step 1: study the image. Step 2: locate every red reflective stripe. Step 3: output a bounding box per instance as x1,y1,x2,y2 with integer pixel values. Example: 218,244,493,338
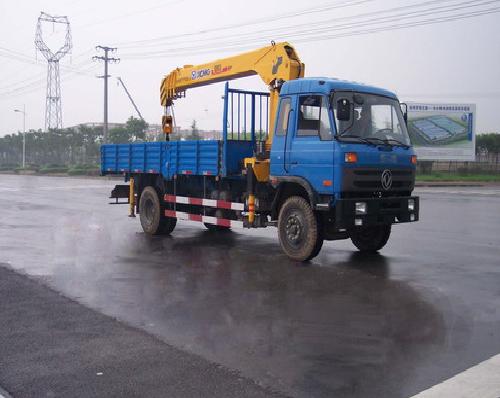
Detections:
189,197,203,206
182,170,193,175
163,194,243,211
216,200,232,209
165,210,176,218
189,214,203,222
217,218,231,228
164,210,243,229
165,194,176,203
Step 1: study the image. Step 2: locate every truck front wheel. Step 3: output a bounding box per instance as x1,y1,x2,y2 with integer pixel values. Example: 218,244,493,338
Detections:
278,196,323,262
139,186,176,235
349,225,391,253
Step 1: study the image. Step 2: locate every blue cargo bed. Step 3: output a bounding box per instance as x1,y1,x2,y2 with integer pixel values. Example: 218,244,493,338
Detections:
101,84,269,180
101,139,254,179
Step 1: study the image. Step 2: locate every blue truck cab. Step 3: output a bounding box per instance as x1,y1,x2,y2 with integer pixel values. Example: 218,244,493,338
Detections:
269,78,418,231
101,77,419,262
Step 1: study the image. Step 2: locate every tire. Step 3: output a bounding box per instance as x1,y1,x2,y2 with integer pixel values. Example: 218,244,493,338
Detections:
309,216,324,259
278,196,323,262
159,216,177,235
349,225,391,253
139,186,176,235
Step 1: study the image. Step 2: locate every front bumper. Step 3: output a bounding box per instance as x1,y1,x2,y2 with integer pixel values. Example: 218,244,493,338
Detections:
332,196,419,229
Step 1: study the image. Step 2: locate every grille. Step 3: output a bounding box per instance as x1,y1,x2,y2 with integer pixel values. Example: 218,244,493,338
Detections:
342,167,415,195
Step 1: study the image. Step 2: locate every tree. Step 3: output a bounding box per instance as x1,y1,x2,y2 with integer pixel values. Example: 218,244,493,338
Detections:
109,126,132,144
186,119,201,140
477,133,500,163
125,116,148,141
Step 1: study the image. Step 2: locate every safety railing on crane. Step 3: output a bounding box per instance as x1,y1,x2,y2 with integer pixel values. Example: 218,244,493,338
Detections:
222,82,269,143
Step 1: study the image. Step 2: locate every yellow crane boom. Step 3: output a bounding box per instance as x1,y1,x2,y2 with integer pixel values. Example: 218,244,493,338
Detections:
160,42,304,148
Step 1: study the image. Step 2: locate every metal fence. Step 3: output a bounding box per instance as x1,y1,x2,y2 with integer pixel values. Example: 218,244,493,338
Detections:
418,155,500,174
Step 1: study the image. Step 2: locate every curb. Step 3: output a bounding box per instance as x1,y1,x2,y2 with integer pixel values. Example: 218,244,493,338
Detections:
415,181,500,187
415,182,486,187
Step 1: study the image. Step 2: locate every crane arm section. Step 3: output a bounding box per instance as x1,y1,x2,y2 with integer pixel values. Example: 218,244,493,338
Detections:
160,42,304,147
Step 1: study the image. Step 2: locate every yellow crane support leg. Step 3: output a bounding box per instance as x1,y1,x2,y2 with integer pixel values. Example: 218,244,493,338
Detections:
129,177,136,217
248,194,255,225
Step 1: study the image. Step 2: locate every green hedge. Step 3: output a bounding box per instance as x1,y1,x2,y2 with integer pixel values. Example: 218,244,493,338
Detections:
39,166,68,174
2,163,100,175
68,164,100,176
68,168,99,176
0,163,19,171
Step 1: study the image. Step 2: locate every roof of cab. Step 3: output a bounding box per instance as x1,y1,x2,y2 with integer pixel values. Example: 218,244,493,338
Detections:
280,77,398,99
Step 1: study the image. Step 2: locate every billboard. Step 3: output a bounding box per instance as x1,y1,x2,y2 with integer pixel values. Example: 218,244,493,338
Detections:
407,103,476,161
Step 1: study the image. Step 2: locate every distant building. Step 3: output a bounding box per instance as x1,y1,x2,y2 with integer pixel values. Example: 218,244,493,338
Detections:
74,122,125,129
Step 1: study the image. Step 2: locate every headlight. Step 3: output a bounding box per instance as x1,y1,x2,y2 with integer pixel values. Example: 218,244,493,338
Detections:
408,199,415,211
355,202,367,215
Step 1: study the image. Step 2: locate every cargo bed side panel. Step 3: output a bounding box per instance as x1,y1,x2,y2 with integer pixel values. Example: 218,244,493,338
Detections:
102,141,220,178
163,140,220,179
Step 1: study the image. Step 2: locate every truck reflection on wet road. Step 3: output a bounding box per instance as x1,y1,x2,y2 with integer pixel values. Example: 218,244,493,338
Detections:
1,175,499,398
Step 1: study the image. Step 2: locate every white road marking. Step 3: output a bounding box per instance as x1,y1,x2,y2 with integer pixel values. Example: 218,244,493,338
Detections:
0,387,11,398
409,354,500,398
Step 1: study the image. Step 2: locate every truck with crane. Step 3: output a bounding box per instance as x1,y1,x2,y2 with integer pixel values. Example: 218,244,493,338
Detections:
101,42,419,261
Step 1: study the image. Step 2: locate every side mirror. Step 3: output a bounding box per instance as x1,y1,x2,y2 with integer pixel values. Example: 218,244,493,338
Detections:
336,98,351,121
400,103,408,126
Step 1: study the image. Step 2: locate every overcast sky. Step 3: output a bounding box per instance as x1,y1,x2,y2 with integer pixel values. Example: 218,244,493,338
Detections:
1,0,499,136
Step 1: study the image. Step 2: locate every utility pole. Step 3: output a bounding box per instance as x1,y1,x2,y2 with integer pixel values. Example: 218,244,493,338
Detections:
93,46,119,143
14,105,26,168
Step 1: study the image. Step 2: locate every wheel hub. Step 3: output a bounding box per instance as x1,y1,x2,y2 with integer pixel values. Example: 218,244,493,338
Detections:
286,214,302,243
144,198,155,225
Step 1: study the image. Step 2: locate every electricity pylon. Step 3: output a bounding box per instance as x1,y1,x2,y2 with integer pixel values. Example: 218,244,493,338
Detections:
35,12,72,130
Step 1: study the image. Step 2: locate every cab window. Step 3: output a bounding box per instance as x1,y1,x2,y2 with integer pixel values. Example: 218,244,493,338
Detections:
297,95,332,140
275,98,291,136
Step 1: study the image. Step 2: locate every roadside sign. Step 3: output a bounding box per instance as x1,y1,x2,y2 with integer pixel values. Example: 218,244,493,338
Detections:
407,103,476,161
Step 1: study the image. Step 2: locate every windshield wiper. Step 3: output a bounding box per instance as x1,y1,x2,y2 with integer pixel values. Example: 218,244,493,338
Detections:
337,135,410,149
363,137,389,146
382,138,410,149
336,134,376,146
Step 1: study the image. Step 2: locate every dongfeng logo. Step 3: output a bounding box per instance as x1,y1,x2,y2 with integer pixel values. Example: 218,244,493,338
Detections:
381,169,392,191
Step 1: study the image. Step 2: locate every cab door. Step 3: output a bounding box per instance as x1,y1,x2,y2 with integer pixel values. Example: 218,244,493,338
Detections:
287,95,335,194
270,96,293,176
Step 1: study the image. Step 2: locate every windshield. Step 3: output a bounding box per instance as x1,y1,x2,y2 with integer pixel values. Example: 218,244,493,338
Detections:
333,91,411,146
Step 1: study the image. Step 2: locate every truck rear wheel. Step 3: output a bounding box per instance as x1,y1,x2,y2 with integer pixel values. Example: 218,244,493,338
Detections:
278,196,323,262
139,186,176,235
349,225,391,253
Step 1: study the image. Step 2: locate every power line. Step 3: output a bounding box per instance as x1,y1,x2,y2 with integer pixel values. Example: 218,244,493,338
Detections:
119,0,499,57
0,65,99,98
114,0,378,48
118,1,500,59
0,46,97,97
76,0,186,29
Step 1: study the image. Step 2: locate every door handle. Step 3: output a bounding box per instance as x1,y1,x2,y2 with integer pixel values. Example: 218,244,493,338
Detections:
290,161,298,165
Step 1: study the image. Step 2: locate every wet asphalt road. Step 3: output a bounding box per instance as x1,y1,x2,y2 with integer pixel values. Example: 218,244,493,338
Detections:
1,174,500,398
